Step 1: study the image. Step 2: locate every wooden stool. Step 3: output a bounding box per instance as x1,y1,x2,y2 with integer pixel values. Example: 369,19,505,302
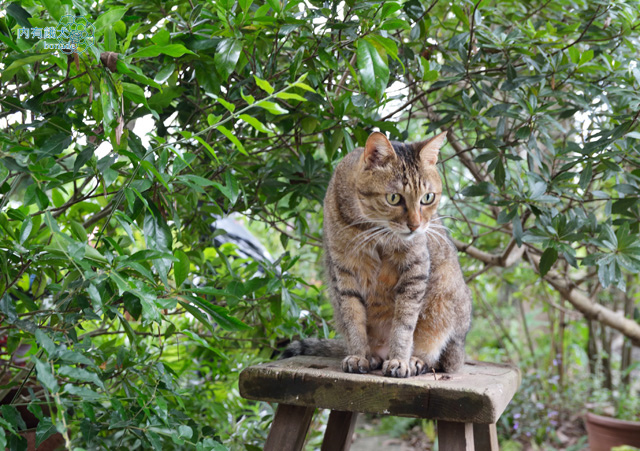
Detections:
239,356,520,451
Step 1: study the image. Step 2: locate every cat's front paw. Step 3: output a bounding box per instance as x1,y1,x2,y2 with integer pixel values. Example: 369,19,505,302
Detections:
342,355,370,373
369,354,383,370
382,358,411,378
410,356,428,375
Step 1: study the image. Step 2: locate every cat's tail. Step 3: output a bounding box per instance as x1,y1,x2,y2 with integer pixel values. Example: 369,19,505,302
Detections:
280,338,347,359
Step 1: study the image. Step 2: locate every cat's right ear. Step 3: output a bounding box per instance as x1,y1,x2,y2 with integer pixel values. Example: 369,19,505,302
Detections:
363,132,396,169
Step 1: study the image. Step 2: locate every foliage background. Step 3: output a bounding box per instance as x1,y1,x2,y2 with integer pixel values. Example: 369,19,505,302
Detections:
1,0,640,449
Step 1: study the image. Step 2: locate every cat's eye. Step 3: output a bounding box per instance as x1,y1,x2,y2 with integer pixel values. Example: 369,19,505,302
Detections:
421,193,436,205
386,193,402,205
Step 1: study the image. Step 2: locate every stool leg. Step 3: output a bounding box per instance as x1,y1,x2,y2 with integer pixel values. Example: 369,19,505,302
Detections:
437,421,475,451
473,423,499,450
321,410,358,451
265,404,315,451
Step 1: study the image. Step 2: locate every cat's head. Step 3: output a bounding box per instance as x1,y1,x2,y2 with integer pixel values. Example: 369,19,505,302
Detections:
354,131,446,239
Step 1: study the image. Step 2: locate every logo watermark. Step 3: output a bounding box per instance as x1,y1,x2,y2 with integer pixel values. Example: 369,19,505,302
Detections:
17,15,94,55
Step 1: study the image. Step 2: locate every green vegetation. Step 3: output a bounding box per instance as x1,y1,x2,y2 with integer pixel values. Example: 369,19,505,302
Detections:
1,0,639,449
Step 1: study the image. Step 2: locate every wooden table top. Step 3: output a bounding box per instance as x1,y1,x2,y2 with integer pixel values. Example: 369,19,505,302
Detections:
239,356,521,424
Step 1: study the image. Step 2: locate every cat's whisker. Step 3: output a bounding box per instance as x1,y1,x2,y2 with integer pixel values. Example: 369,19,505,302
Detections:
350,227,383,248
426,224,447,238
354,228,390,253
427,223,451,234
337,218,389,233
348,226,384,246
425,228,448,246
434,215,460,223
379,230,394,250
360,228,389,247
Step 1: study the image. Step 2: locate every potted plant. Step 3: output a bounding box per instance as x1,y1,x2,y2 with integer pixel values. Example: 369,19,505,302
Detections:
585,386,640,451
0,335,63,451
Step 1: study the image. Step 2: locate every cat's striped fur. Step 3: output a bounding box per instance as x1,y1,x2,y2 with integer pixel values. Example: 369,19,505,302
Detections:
285,131,472,377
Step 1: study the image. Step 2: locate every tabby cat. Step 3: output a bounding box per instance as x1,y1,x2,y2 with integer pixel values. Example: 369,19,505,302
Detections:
284,131,472,377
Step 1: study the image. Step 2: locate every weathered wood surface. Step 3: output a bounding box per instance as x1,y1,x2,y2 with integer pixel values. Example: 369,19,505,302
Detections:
264,404,315,451
321,410,358,451
473,423,499,450
438,421,475,451
239,356,520,424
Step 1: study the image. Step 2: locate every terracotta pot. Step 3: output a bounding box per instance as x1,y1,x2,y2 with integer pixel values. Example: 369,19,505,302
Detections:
585,411,640,451
16,430,65,451
1,384,64,451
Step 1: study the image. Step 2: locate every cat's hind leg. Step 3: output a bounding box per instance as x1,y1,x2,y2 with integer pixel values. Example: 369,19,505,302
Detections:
438,335,466,373
412,321,450,372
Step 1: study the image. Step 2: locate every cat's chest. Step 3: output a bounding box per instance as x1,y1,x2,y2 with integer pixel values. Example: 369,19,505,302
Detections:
357,251,402,297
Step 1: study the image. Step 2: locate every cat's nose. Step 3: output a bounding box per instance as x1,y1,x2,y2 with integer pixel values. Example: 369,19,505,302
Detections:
407,223,419,232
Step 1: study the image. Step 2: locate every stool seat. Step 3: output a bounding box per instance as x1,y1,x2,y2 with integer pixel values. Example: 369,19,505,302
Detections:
239,356,520,450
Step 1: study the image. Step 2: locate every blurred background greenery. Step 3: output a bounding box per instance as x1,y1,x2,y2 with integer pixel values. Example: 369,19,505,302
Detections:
1,0,639,449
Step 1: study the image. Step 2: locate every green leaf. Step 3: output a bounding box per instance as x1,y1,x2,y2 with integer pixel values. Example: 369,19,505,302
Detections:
239,114,272,134
461,182,497,197
58,366,105,389
140,160,170,192
380,18,410,30
579,49,594,66
100,79,116,134
173,249,190,287
253,75,274,94
357,38,389,101
34,358,59,394
94,7,129,35
35,329,57,357
154,63,176,84
143,204,172,252
1,53,50,82
212,95,236,112
579,162,592,190
40,133,72,157
0,405,26,431
6,3,32,27
216,125,248,156
35,187,49,210
19,217,32,244
191,135,219,163
275,92,307,102
0,294,18,322
215,39,243,81
35,418,58,448
495,160,506,186
539,247,558,276
256,100,288,115
42,0,63,21
116,59,162,89
63,384,102,400
211,170,240,205
122,82,149,108
178,425,193,440
240,89,255,104
129,44,196,59
568,46,580,64
188,297,251,331
178,300,215,334
290,81,316,93
0,32,21,53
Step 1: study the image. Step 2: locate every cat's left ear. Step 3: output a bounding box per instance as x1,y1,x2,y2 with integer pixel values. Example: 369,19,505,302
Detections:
363,132,397,169
416,131,447,166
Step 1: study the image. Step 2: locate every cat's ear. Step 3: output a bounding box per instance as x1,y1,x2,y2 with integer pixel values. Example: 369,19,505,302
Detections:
363,132,396,169
416,131,447,166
